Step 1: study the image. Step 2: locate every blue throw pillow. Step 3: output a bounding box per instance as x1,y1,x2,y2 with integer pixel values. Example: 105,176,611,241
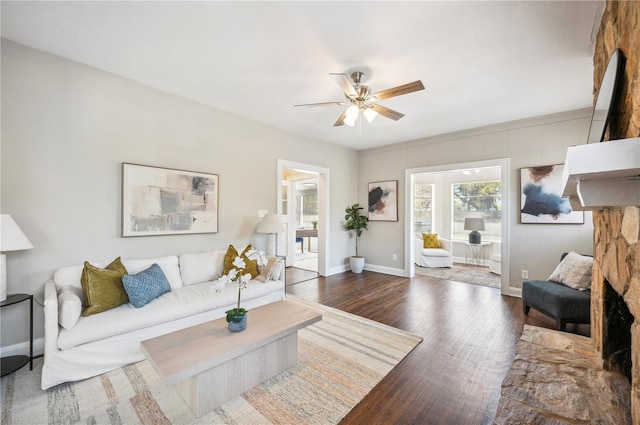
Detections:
122,263,171,308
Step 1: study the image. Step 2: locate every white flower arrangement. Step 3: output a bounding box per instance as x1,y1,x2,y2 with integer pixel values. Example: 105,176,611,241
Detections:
212,249,267,323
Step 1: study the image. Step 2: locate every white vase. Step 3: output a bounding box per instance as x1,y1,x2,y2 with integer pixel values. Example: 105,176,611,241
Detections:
350,256,365,273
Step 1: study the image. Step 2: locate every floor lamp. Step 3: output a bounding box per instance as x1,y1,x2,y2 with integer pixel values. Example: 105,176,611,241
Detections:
1,215,34,302
257,214,285,257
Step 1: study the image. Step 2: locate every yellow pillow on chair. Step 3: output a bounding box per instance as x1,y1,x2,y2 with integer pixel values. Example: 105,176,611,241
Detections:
422,233,441,249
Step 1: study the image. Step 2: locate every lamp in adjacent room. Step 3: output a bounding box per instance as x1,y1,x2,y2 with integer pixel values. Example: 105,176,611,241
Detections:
0,215,34,302
256,214,285,256
464,218,485,244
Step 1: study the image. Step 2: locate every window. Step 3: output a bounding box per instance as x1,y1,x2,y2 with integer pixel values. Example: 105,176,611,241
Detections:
452,181,501,242
413,183,433,233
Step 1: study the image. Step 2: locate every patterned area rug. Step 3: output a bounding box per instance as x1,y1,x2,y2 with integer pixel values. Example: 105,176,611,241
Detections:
414,263,500,288
1,297,422,425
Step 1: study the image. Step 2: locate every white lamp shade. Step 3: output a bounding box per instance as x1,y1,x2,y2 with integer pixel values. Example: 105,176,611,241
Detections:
464,218,485,231
256,214,285,234
1,214,33,252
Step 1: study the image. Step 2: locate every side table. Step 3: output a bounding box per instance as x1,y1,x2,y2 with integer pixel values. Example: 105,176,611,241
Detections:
1,293,33,376
465,242,490,267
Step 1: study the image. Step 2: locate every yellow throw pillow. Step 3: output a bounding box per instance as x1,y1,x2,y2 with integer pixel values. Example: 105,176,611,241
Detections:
80,257,129,317
222,244,260,278
422,233,441,249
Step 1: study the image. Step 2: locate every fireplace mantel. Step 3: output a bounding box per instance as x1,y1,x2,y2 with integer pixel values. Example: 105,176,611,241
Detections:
562,137,640,210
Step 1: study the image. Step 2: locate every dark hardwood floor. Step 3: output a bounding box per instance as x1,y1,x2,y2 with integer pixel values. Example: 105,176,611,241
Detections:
286,270,590,425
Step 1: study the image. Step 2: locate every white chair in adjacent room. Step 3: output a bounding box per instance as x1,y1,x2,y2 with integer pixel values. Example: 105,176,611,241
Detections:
414,233,453,268
490,241,501,275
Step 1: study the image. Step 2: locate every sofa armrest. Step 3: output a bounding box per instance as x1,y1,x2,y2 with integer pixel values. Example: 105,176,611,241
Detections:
415,237,424,262
43,280,60,356
439,238,452,252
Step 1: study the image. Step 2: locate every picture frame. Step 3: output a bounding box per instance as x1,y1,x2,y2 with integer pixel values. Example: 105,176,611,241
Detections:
520,164,583,224
368,180,398,222
122,163,219,236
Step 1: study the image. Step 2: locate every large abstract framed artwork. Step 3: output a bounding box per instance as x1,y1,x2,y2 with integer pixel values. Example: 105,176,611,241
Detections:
122,163,219,236
520,165,583,224
368,180,398,222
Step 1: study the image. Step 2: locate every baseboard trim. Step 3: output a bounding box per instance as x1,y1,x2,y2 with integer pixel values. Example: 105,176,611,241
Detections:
364,264,407,277
1,337,44,358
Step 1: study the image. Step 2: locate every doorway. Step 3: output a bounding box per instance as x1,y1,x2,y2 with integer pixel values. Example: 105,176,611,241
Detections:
405,158,510,295
277,160,330,282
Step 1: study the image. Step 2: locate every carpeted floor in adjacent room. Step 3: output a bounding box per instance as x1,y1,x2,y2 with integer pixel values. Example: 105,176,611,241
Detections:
414,263,500,288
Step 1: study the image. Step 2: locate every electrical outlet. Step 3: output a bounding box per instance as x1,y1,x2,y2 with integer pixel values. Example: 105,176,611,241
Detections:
392,254,397,261
522,270,529,279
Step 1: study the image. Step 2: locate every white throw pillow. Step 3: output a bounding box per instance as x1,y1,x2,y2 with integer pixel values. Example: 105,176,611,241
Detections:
124,256,183,289
179,251,226,285
58,288,82,330
256,257,284,282
548,251,593,291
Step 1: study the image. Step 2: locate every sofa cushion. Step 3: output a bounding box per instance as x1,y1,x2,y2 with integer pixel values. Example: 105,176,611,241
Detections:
123,256,183,289
223,245,259,278
420,248,450,257
54,255,182,292
422,233,441,248
179,250,226,285
57,278,284,350
122,263,172,308
81,258,129,317
548,251,593,291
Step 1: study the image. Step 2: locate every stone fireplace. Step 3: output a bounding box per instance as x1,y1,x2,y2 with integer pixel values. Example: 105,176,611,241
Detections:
494,2,640,423
591,1,640,422
592,207,639,420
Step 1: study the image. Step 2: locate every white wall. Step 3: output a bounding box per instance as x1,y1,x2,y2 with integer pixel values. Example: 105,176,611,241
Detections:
358,110,595,291
0,40,358,347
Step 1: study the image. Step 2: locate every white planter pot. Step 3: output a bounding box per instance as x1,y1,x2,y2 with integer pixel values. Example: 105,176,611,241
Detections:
350,256,365,273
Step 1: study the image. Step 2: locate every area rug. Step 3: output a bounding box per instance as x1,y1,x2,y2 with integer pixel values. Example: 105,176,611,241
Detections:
415,263,500,288
1,296,422,425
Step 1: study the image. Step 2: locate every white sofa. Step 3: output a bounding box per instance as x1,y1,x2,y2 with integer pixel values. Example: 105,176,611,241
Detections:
414,234,453,268
42,249,285,390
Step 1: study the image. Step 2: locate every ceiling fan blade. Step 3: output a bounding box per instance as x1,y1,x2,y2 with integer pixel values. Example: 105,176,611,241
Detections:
333,110,348,127
330,73,358,97
294,101,348,107
372,80,425,101
369,104,405,121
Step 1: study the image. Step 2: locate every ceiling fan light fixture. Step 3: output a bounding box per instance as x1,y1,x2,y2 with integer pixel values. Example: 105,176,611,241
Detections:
344,105,359,126
363,107,378,123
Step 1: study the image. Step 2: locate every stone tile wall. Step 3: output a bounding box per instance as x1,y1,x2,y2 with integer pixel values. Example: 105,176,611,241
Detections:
592,1,640,422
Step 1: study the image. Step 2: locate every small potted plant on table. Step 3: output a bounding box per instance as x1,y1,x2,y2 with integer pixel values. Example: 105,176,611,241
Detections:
214,249,267,332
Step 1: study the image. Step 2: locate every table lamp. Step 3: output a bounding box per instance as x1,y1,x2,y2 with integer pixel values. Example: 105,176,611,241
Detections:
464,218,485,244
257,214,284,256
1,215,33,301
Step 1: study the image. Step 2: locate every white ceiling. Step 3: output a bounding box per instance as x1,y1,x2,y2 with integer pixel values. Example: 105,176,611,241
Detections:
1,1,603,151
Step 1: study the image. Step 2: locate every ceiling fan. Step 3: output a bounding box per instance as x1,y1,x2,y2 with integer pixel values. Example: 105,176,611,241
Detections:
294,71,425,134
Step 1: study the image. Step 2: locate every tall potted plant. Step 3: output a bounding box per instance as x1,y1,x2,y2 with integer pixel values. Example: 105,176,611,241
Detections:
344,203,368,273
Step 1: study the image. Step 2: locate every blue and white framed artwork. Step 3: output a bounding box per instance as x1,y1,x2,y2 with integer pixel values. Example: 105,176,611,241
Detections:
520,164,583,224
122,163,219,236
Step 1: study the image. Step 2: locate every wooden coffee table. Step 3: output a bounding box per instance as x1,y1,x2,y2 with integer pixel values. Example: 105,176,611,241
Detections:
141,300,322,417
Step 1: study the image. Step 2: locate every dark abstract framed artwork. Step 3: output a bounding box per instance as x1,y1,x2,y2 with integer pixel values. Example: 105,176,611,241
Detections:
122,163,219,236
520,165,583,224
368,180,398,222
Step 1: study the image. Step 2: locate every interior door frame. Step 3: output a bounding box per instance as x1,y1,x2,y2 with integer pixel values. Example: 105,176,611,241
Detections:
277,159,330,277
405,158,510,295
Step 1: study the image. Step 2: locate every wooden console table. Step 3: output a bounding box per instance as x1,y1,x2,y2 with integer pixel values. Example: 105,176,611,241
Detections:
296,228,318,252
